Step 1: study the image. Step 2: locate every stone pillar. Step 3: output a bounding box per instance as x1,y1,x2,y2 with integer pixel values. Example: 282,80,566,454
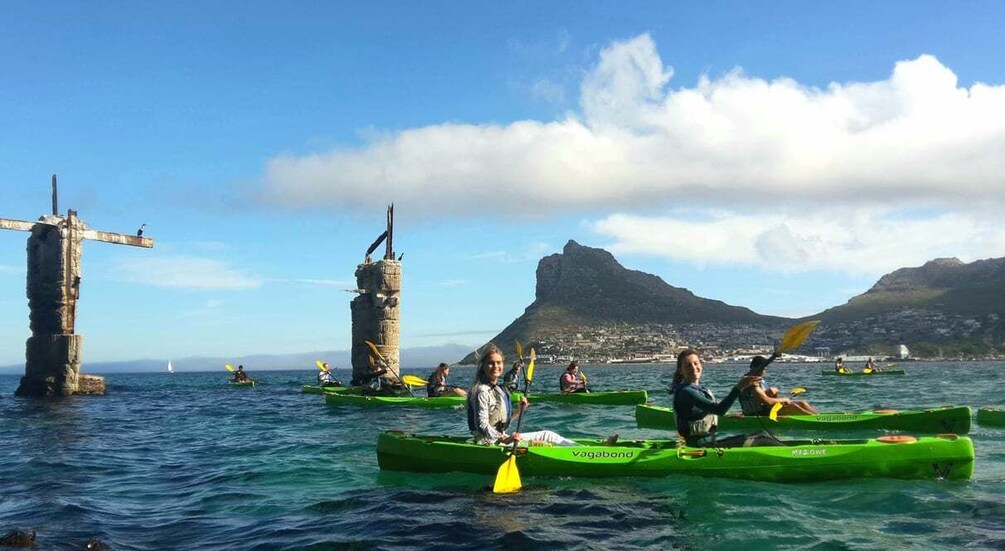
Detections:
351,259,401,384
15,213,104,396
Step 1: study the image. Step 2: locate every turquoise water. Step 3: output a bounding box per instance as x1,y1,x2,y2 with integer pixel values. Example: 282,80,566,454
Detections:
1,362,1003,550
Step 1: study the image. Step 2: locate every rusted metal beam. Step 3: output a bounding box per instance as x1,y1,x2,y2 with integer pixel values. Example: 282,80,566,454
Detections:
80,230,153,248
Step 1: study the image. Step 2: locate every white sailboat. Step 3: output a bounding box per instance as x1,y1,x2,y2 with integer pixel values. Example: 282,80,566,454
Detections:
167,360,174,374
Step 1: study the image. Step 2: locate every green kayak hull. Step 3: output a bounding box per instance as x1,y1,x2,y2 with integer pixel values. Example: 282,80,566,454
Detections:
635,404,972,434
376,431,974,482
822,370,906,376
977,407,1005,427
325,392,467,408
514,390,647,405
230,381,258,388
301,385,354,395
323,389,648,408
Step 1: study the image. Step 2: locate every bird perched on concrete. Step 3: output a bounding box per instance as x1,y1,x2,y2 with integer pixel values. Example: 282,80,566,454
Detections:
397,253,403,261
137,223,146,236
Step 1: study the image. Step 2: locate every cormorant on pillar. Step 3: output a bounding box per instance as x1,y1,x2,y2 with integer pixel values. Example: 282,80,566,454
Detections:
397,253,403,261
137,223,146,236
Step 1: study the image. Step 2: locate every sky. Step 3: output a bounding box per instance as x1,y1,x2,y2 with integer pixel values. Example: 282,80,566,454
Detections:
2,2,1005,366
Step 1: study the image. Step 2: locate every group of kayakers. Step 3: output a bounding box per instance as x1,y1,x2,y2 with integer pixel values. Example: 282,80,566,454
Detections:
834,357,883,374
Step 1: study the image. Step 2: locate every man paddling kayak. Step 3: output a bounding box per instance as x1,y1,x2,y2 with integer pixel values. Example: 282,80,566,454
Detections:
739,356,818,416
426,362,466,397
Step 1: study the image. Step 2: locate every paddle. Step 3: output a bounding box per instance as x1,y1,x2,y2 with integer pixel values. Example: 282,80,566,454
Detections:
515,340,524,362
791,387,807,396
364,340,415,397
316,360,327,371
402,374,428,387
494,348,536,494
225,364,234,372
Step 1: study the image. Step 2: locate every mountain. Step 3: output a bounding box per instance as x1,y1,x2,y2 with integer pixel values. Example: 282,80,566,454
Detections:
807,257,1005,356
470,240,789,361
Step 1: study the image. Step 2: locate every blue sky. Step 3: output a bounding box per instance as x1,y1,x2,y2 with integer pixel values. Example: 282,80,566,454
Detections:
2,2,1005,366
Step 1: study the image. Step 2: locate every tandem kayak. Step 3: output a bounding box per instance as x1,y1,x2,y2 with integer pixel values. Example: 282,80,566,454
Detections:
635,404,972,434
514,390,647,405
822,370,906,376
376,431,974,483
977,407,1005,427
324,389,648,408
230,381,258,388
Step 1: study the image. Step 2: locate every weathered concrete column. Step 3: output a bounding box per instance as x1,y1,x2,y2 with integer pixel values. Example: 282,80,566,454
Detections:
351,259,402,384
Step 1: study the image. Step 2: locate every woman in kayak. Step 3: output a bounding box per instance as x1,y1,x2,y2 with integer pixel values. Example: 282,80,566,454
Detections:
467,344,603,447
738,356,817,416
559,361,588,393
317,363,343,387
426,362,467,397
232,365,250,382
834,357,850,373
672,349,776,448
863,358,881,373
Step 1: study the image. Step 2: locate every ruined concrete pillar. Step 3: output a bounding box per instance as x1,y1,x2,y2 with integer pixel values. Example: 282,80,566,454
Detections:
15,214,104,396
351,259,401,384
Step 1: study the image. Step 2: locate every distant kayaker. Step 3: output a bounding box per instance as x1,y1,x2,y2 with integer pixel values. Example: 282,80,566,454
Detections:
426,362,466,397
503,360,525,392
559,361,589,394
467,343,599,447
232,365,250,383
317,363,342,387
671,348,776,448
739,356,818,416
835,358,850,374
863,358,881,373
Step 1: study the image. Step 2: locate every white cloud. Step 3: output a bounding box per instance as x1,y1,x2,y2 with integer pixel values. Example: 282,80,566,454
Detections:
470,241,552,264
114,256,263,290
257,33,1005,270
591,208,1005,276
259,33,1005,215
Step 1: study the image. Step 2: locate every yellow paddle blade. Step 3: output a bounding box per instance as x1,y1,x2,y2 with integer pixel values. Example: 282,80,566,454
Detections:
777,321,820,354
315,360,327,371
402,375,428,386
790,387,807,396
526,348,536,383
225,364,234,372
515,340,524,361
368,355,376,367
581,372,588,383
364,340,386,362
493,454,522,494
769,402,783,421
886,363,896,368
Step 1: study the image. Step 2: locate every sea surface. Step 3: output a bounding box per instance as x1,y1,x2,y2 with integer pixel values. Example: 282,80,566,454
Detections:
1,362,1003,550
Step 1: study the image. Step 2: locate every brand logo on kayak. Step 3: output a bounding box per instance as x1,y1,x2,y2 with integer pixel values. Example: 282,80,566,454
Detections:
571,450,635,460
816,416,856,423
791,449,826,456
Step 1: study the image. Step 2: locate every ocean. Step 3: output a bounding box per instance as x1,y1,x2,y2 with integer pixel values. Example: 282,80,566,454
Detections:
1,362,1003,550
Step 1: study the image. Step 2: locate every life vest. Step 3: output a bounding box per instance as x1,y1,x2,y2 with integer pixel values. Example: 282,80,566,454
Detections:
738,380,769,416
673,383,719,439
466,384,512,435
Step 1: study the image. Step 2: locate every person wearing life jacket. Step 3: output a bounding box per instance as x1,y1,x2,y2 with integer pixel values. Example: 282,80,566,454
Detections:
835,358,850,374
672,349,775,448
232,365,250,383
502,360,525,393
738,356,818,416
426,362,467,397
559,361,588,393
863,358,881,373
467,343,609,447
317,363,342,387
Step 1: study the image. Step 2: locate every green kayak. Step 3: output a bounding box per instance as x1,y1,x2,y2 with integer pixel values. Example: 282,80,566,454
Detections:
977,406,1005,427
513,390,647,405
822,370,906,376
230,381,258,388
635,404,972,434
376,431,974,483
325,392,467,408
323,389,648,408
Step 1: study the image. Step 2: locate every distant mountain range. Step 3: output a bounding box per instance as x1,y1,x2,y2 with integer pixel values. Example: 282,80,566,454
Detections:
474,241,1005,359
0,343,475,374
